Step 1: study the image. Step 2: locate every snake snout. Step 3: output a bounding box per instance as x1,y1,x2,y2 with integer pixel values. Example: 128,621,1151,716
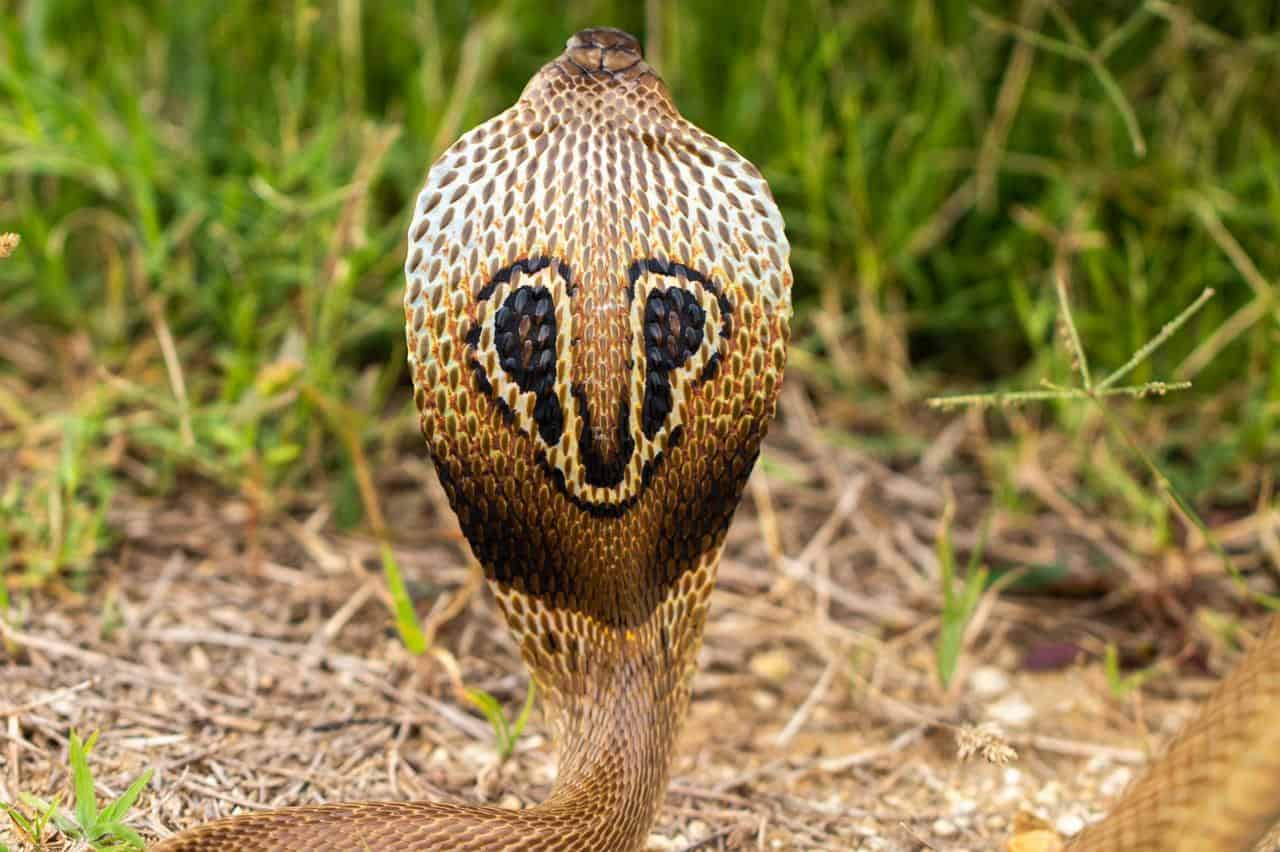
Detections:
565,27,643,74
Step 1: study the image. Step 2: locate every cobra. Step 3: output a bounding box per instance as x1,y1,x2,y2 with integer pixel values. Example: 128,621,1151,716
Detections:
157,27,791,852
155,28,1280,852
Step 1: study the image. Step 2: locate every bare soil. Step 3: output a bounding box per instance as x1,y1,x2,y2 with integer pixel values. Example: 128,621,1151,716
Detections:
3,389,1276,851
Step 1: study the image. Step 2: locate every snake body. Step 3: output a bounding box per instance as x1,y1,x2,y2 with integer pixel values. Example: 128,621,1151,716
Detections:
154,28,1280,852
157,28,791,851
1065,613,1280,851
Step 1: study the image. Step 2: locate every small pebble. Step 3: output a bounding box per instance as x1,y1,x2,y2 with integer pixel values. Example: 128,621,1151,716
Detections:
751,689,778,711
971,666,1010,697
749,649,793,682
932,818,958,837
1099,766,1133,797
1055,814,1085,836
1035,781,1064,806
987,694,1035,727
221,500,252,524
459,742,493,768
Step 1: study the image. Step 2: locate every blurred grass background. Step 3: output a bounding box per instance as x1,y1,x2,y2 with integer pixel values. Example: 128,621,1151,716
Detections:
1,0,1278,587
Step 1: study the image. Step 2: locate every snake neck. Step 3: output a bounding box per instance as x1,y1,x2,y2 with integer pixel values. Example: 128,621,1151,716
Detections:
489,551,720,849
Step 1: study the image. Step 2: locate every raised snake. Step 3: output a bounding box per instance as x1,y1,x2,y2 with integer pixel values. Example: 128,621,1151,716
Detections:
153,28,1280,852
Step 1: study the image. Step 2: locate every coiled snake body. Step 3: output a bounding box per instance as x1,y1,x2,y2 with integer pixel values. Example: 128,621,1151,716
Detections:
156,28,1280,852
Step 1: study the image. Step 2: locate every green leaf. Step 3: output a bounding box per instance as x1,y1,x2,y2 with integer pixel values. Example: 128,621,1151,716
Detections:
263,443,302,466
20,792,75,835
465,687,513,758
94,820,145,849
381,543,426,655
1102,643,1157,698
935,505,993,689
509,680,536,744
69,730,99,834
1,802,33,839
6,794,66,844
98,768,153,825
936,616,964,688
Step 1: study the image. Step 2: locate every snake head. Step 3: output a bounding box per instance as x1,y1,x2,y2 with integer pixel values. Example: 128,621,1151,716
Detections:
405,29,792,627
561,27,645,76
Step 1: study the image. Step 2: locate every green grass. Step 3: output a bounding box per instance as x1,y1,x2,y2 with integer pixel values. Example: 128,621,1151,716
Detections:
2,1,1278,591
1,730,153,850
934,496,990,690
466,680,538,762
926,240,1271,694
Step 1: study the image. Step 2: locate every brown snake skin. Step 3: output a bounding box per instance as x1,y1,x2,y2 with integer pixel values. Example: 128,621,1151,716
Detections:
153,28,1280,852
1064,613,1280,852
156,27,791,852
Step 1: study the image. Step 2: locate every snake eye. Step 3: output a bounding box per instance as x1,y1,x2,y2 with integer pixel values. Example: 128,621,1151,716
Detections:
494,284,563,444
642,286,706,439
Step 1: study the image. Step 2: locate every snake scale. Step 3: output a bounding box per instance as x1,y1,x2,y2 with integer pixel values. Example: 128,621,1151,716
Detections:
154,28,1280,852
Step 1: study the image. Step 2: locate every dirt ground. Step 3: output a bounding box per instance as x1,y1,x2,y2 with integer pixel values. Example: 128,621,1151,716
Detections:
2,387,1277,851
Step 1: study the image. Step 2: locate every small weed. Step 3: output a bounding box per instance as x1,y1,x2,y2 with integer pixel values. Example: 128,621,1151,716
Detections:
429,646,538,762
379,543,426,655
935,497,991,690
2,414,116,587
927,199,1275,703
4,731,153,851
1101,644,1156,698
301,382,427,654
931,274,1276,610
465,681,538,761
1,793,59,850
